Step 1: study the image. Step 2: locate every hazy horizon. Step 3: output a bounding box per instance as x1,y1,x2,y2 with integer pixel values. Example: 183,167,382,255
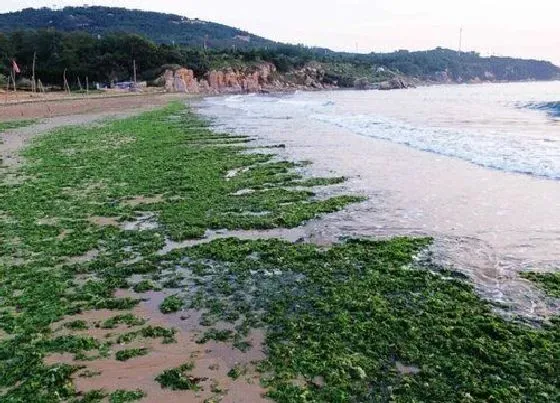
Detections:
1,0,559,66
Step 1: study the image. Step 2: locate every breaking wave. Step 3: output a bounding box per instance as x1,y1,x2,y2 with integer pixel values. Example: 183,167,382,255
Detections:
524,101,560,118
312,114,560,180
202,89,560,180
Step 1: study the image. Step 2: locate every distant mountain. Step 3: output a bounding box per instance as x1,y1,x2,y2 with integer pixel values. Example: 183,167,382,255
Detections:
0,6,277,49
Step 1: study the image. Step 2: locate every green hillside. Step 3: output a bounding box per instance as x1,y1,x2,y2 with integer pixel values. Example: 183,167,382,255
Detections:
0,7,558,86
0,6,277,49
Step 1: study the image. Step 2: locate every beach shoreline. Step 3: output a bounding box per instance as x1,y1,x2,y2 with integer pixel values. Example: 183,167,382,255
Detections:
1,100,559,401
195,90,560,320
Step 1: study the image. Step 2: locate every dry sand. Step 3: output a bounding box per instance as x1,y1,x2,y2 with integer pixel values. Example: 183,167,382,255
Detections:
0,93,190,167
0,92,188,120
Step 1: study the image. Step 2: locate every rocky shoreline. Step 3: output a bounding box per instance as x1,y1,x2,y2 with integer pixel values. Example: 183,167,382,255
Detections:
160,62,421,94
161,62,334,94
159,61,551,96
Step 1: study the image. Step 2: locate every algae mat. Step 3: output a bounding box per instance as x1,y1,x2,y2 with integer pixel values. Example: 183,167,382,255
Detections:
0,102,558,402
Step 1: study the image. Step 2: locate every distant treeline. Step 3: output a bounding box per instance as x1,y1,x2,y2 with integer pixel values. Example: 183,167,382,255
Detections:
0,6,276,49
0,30,317,87
0,30,558,88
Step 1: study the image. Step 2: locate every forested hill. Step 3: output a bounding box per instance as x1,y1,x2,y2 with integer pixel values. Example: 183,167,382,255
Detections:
0,7,558,86
0,6,277,49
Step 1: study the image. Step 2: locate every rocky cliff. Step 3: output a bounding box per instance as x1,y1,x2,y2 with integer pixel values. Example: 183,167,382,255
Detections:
162,62,337,94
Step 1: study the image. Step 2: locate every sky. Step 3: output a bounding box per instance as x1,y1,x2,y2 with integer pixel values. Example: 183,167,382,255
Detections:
2,0,559,65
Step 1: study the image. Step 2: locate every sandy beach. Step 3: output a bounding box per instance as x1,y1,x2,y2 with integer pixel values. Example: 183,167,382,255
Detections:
1,94,559,401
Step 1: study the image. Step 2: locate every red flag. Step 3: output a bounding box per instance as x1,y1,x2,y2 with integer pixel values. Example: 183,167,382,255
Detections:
12,60,20,74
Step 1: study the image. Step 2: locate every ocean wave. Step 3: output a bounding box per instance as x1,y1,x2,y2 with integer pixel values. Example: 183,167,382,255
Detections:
312,114,560,180
523,101,560,118
201,92,560,181
206,94,334,120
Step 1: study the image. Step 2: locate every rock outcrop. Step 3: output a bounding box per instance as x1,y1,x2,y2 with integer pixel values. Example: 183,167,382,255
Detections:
378,77,414,90
161,62,416,94
162,62,286,94
160,61,341,94
353,78,373,90
164,68,199,92
289,62,328,89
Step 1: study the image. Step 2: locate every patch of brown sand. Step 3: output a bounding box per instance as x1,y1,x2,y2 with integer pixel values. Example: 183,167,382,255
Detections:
65,249,100,265
36,217,59,226
0,93,190,121
395,361,421,375
46,289,269,402
0,173,33,185
122,194,164,207
57,229,72,241
88,216,120,227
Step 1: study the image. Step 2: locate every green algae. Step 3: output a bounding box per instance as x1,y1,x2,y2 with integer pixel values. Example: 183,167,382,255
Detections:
115,325,176,345
109,389,146,402
64,320,89,331
155,362,202,391
159,295,183,314
0,101,557,403
160,238,560,402
100,314,146,329
76,388,146,403
132,279,157,293
197,328,233,344
522,272,560,298
0,119,38,132
0,101,359,401
227,364,247,380
115,348,149,361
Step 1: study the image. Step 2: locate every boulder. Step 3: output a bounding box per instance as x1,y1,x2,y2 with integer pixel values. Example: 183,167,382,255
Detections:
353,78,371,90
483,71,496,80
163,69,174,92
378,77,411,90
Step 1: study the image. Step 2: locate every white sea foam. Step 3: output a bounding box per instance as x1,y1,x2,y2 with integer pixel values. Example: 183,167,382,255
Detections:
201,83,560,180
311,113,560,180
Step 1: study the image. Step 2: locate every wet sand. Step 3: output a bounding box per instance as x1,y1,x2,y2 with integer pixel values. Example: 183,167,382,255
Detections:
197,103,560,320
46,290,268,403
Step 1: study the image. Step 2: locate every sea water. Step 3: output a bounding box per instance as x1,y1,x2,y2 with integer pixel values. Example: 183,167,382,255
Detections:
200,81,560,180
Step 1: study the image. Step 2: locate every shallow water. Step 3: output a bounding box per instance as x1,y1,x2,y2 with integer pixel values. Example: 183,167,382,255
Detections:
194,83,560,319
202,82,560,179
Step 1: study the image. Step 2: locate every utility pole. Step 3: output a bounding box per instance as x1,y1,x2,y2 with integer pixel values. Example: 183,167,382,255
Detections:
133,59,137,86
32,51,36,94
459,26,463,53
